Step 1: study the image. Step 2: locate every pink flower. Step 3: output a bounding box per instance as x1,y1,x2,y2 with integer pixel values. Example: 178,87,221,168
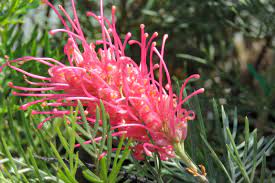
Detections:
3,0,204,161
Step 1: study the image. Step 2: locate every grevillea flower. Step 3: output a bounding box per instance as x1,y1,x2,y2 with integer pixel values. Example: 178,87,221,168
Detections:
2,0,206,180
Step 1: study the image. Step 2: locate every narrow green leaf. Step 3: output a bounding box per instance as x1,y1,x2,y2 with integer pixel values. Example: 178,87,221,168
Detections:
106,122,112,169
226,128,250,183
232,107,238,139
112,135,125,169
201,134,232,182
6,100,27,162
221,106,235,180
109,139,131,182
250,130,257,182
72,152,79,177
76,124,91,139
221,106,230,144
177,53,207,64
99,100,107,156
50,142,78,183
212,99,224,146
21,109,36,151
0,137,20,180
194,95,206,138
99,157,108,182
243,117,250,161
28,148,43,182
82,169,103,183
77,100,91,134
54,124,69,152
75,135,97,158
92,106,100,140
58,169,73,183
259,154,266,183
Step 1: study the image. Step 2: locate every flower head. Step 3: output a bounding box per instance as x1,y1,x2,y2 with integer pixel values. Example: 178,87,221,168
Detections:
3,0,204,161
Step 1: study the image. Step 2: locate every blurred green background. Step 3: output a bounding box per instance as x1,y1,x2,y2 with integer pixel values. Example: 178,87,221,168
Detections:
0,0,274,182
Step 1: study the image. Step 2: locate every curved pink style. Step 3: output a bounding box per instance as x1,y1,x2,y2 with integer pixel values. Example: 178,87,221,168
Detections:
3,0,204,160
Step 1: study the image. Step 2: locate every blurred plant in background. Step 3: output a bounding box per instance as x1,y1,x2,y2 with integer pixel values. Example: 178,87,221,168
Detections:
0,0,274,182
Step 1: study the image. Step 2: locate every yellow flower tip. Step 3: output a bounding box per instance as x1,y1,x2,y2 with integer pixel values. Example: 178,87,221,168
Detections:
84,110,89,116
199,164,207,176
41,0,48,4
112,5,116,12
4,55,9,60
66,119,71,125
41,102,47,107
186,167,199,177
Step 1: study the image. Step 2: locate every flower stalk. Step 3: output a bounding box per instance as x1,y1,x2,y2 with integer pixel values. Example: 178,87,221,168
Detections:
174,142,208,183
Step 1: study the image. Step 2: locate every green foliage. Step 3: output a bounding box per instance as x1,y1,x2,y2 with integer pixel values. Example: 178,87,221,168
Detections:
0,0,274,182
0,98,60,182
0,98,132,182
0,0,39,26
0,0,40,63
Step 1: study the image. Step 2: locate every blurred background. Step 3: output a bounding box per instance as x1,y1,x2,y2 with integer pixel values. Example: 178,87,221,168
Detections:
1,0,275,180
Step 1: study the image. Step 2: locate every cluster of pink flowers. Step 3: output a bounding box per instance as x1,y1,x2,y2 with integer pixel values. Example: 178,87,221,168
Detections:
3,0,204,160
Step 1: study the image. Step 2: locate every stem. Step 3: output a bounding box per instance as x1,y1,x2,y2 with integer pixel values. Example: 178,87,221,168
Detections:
174,142,208,183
